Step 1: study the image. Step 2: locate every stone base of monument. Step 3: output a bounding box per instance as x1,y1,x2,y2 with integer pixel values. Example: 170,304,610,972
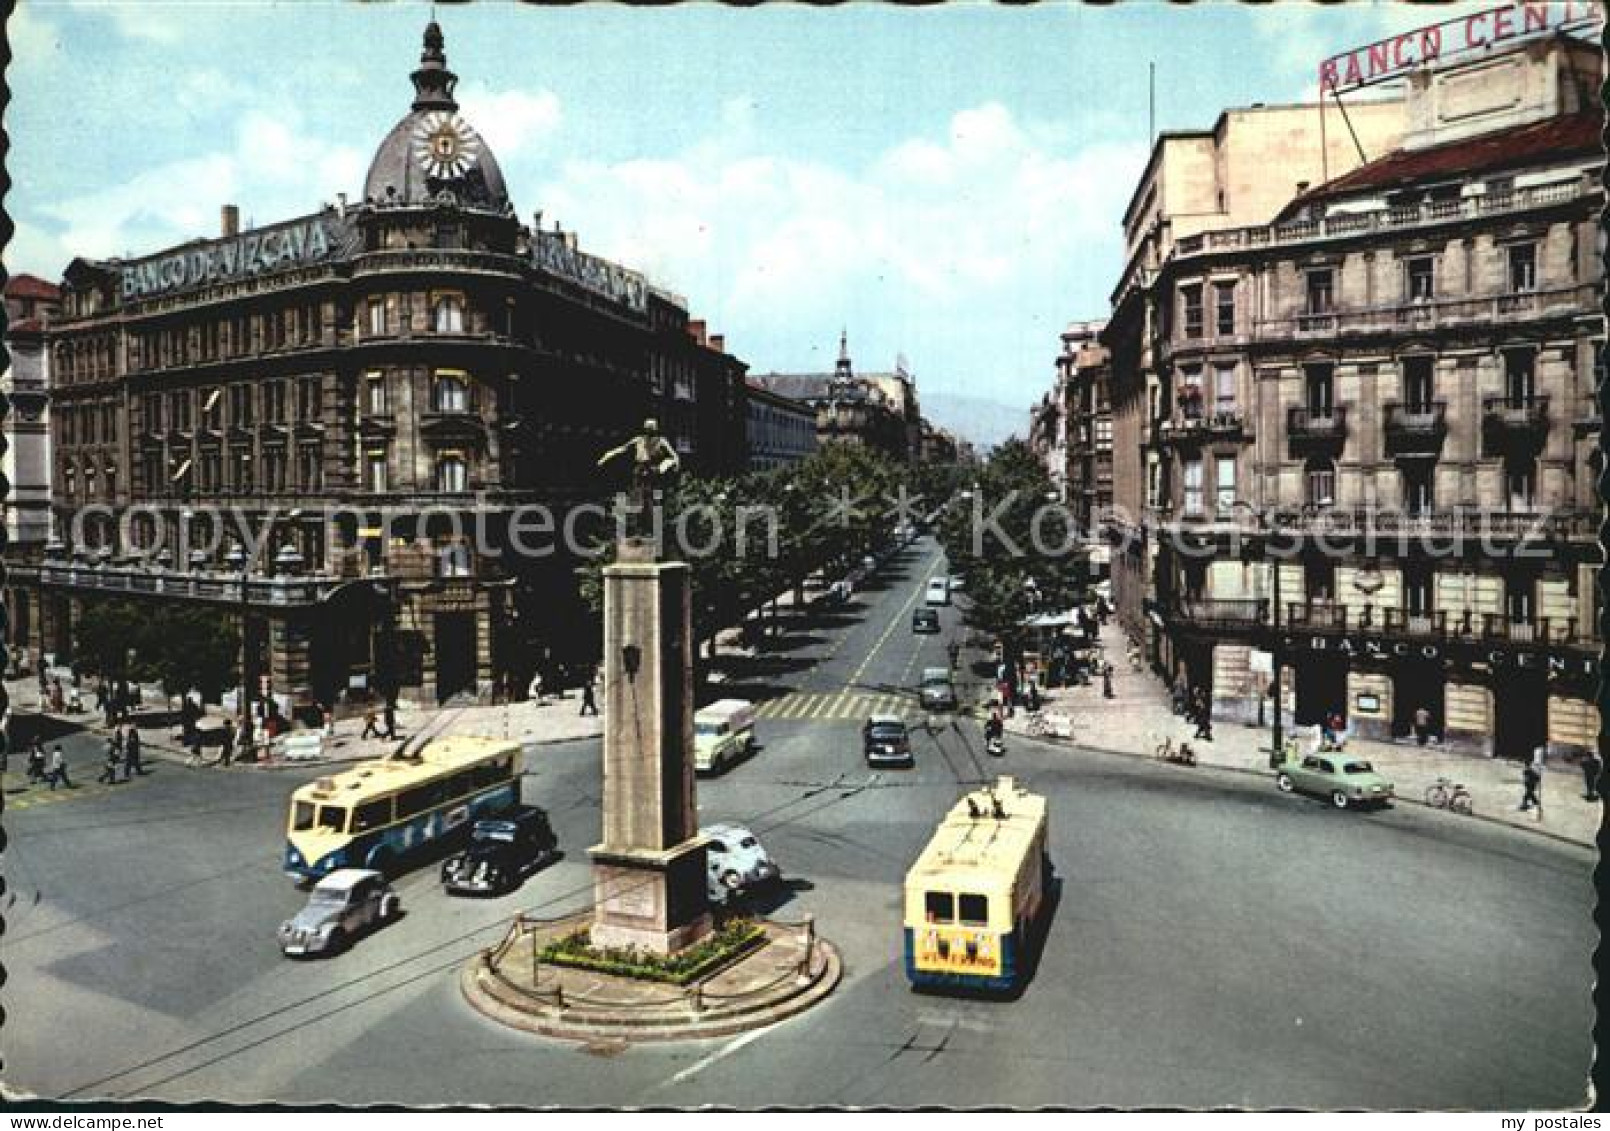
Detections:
460,911,842,1044
589,841,712,955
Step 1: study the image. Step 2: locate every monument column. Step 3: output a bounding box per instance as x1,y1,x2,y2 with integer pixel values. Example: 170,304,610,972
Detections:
589,422,712,955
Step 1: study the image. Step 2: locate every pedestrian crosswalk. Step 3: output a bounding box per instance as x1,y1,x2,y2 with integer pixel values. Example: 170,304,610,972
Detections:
2,774,150,812
755,689,920,722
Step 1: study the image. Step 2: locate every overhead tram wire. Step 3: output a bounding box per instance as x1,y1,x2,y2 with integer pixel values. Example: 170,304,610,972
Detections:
59,766,888,1100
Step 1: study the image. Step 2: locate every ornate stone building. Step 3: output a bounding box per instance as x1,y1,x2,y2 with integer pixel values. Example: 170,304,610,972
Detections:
14,23,747,710
750,332,919,465
745,381,818,472
1105,33,1602,758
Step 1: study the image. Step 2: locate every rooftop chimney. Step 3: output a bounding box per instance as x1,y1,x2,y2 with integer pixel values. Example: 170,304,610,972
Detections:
1295,181,1310,196
221,204,240,237
688,319,707,346
709,334,725,352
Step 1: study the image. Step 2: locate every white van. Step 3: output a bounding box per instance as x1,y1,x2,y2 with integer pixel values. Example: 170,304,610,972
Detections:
925,577,951,606
693,699,756,774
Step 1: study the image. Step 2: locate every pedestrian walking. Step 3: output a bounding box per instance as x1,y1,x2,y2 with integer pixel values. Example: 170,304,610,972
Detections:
382,700,398,741
48,678,65,714
97,744,121,785
529,670,546,704
1520,747,1544,814
321,705,336,741
221,717,237,766
1192,689,1213,741
579,676,599,717
46,745,71,789
125,726,145,778
1171,674,1189,717
1102,662,1114,700
360,707,381,740
26,739,46,785
1579,748,1602,802
91,678,104,713
1025,682,1041,713
1413,705,1432,746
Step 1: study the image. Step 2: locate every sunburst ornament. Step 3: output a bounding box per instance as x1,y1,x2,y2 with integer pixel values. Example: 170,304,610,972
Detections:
412,112,482,180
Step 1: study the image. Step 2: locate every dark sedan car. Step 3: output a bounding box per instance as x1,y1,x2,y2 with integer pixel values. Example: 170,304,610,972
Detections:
441,807,558,896
864,714,914,768
912,608,940,634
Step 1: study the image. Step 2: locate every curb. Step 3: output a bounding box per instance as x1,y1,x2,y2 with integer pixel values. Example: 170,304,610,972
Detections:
1008,725,1598,851
459,935,842,1044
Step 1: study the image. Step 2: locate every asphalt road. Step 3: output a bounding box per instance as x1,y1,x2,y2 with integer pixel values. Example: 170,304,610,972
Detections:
2,537,1596,1108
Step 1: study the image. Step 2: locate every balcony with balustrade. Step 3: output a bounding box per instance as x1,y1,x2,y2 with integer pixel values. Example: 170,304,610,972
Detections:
1286,406,1347,454
1481,394,1549,450
1157,401,1248,448
1383,401,1448,457
1171,596,1267,632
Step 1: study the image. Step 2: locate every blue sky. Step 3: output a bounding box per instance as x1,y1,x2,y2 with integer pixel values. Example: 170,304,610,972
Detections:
6,0,1493,435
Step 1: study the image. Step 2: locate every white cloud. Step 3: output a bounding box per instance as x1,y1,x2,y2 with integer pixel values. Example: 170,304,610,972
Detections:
531,101,1145,381
10,2,65,60
16,110,365,270
456,84,563,160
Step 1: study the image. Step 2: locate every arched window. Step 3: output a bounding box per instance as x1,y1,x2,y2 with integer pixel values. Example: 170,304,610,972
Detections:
435,454,467,493
433,373,469,413
1304,457,1335,509
432,294,465,333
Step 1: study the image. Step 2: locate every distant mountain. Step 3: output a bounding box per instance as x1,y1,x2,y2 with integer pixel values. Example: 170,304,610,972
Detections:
919,392,1026,452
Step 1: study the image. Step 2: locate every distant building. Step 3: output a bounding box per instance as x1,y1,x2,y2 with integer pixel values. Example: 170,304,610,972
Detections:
745,381,818,471
1059,320,1112,550
750,331,919,464
3,274,60,558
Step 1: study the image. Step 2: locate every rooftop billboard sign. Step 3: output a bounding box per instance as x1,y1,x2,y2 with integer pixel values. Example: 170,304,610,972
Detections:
1319,0,1601,94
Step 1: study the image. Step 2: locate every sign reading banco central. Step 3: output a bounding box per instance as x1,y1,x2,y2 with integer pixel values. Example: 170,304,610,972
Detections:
121,217,342,301
1282,633,1598,680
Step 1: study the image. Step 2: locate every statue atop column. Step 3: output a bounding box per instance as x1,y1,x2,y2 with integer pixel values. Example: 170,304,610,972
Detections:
597,418,681,541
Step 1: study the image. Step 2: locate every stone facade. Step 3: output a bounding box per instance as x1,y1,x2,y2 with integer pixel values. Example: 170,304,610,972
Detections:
13,24,748,711
745,381,818,472
1104,35,1602,758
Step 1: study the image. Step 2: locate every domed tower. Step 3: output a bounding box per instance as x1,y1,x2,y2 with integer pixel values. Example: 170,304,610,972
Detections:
358,22,520,256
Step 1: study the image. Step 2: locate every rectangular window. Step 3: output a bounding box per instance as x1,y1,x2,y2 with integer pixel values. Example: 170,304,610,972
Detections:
957,893,989,926
230,384,253,427
1507,243,1536,293
1181,283,1203,339
365,451,388,493
353,798,393,833
298,446,323,491
1406,256,1434,302
143,393,163,433
264,381,286,423
1506,460,1536,512
1307,463,1336,508
1305,363,1334,414
1214,281,1235,336
1215,456,1236,515
1403,465,1433,515
367,299,388,336
1306,269,1334,314
293,801,315,831
1213,364,1236,413
1402,356,1434,409
924,891,954,924
365,372,388,415
297,377,322,421
1182,458,1204,517
1178,365,1204,419
1405,562,1434,615
198,388,219,431
1504,349,1535,404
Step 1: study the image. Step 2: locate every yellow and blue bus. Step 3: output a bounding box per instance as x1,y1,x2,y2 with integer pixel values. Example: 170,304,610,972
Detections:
284,736,521,882
903,776,1049,993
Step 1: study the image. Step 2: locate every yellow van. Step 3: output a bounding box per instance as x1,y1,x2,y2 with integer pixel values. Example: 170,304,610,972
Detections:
693,699,756,774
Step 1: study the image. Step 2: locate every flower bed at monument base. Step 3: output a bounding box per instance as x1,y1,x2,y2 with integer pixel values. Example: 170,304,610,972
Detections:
538,918,767,985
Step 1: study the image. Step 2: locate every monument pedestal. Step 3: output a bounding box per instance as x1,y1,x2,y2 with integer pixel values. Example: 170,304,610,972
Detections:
589,543,712,955
589,842,713,955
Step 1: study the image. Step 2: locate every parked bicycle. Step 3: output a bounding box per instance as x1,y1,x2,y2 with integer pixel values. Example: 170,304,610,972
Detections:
1424,776,1474,815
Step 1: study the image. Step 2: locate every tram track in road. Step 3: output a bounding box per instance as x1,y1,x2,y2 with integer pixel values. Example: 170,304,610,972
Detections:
56,761,898,1101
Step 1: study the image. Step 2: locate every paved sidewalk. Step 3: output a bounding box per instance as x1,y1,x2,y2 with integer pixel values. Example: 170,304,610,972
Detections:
998,622,1601,849
5,679,603,771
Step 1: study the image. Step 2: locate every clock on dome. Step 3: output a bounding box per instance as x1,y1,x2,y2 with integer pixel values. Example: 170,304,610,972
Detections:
412,111,482,180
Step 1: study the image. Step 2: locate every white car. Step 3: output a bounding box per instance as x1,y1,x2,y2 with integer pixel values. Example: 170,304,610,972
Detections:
925,577,951,605
703,823,781,905
278,869,400,957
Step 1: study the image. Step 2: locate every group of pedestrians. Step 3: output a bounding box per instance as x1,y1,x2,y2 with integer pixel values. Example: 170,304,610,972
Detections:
95,725,148,784
23,738,74,790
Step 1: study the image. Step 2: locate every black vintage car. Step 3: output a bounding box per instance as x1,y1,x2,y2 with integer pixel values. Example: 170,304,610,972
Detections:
440,807,558,896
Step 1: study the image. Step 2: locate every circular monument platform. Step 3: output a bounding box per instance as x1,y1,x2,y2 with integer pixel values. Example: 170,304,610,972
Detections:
461,912,842,1043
